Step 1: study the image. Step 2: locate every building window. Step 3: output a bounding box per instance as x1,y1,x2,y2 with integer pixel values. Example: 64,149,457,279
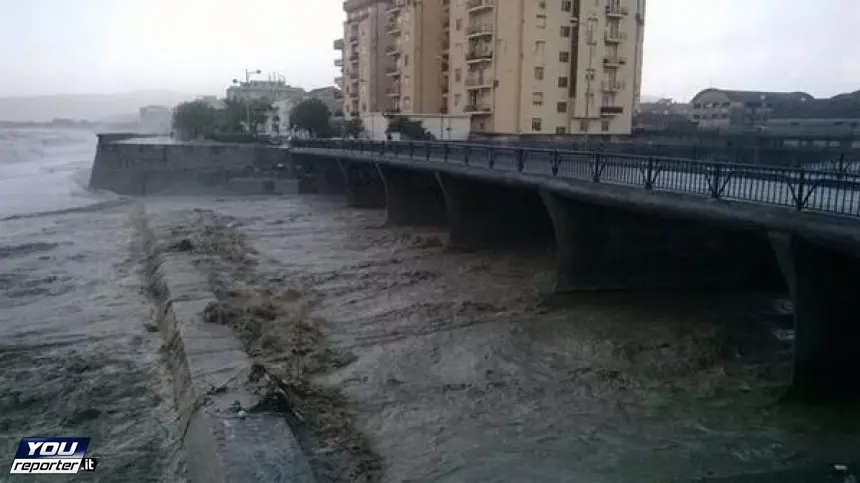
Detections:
536,15,547,28
455,18,462,31
454,94,461,106
601,121,610,132
580,120,588,132
557,102,567,113
535,41,545,55
454,68,462,82
404,54,409,66
559,51,570,62
562,0,572,11
532,118,543,131
556,126,566,134
532,92,544,105
558,76,569,88
560,26,571,37
534,67,544,80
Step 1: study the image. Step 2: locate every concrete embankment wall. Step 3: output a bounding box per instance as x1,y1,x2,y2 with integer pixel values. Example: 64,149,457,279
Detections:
89,134,292,195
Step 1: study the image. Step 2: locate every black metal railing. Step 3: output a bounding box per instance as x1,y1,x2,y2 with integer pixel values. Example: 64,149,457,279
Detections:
290,138,860,219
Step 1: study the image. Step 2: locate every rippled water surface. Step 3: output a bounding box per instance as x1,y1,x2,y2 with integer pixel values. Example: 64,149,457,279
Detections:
0,128,184,482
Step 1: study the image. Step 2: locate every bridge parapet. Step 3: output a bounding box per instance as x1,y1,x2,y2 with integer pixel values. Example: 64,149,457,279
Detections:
291,138,860,219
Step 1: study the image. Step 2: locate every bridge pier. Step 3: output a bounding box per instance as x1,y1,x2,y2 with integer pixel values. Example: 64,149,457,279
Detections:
336,159,386,208
375,165,447,226
769,232,860,401
435,173,554,250
293,154,345,195
540,190,779,292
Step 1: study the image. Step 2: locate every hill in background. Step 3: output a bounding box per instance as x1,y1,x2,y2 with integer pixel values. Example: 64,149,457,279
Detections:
0,90,200,123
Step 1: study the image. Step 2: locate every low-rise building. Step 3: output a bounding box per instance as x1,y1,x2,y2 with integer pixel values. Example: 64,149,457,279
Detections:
689,89,814,131
138,105,172,133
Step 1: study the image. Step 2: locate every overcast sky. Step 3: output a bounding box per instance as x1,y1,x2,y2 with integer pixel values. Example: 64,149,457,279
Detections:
0,0,857,102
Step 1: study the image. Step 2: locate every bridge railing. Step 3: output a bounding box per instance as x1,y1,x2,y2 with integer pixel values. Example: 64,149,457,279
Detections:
292,138,860,219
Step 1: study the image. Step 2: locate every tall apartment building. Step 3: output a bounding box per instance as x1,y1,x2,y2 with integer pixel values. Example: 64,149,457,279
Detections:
448,0,646,135
336,0,397,117
385,0,448,114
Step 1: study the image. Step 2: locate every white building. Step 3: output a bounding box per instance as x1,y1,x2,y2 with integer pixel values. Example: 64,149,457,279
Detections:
138,105,172,134
266,99,298,137
226,77,303,103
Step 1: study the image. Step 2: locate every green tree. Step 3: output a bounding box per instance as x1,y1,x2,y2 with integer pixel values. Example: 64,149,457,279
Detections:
172,100,221,140
385,115,435,140
342,118,366,138
221,98,275,134
289,98,333,138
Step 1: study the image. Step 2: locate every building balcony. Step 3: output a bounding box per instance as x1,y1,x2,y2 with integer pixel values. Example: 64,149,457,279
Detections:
334,76,344,87
466,23,494,38
334,38,344,50
387,2,402,13
348,90,359,99
604,31,627,43
465,76,493,89
443,18,450,31
348,70,359,80
605,5,629,17
387,22,401,35
385,45,399,56
600,105,624,116
334,90,344,100
385,66,400,76
348,51,359,60
467,0,493,13
602,81,625,92
386,87,400,97
602,56,627,67
466,48,493,62
334,58,343,67
464,103,493,114
349,35,359,45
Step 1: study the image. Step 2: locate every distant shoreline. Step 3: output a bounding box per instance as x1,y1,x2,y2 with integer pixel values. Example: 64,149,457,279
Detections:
0,120,142,131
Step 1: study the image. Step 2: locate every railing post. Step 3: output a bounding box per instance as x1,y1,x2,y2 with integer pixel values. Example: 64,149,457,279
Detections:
711,164,722,199
593,153,602,183
444,143,449,162
645,157,655,190
517,149,525,173
409,142,415,159
552,150,559,176
795,169,806,211
488,148,495,169
464,145,471,165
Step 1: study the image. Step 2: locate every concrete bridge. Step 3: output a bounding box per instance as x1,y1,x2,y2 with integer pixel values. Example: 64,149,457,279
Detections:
289,138,860,403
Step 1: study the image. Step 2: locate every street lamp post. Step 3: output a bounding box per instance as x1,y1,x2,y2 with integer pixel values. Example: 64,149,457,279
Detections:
232,69,262,134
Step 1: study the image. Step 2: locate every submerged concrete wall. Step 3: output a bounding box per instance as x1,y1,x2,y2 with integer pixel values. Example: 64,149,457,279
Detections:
88,135,292,195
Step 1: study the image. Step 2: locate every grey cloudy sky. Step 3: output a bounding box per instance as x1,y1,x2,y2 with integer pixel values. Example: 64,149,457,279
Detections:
0,0,857,102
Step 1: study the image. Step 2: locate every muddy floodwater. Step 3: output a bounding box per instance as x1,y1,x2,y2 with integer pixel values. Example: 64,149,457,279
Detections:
145,195,860,483
0,128,185,482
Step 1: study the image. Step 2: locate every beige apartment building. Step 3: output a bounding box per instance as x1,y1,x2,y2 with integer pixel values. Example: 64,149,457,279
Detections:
448,0,645,135
336,0,645,136
385,0,448,114
336,0,397,117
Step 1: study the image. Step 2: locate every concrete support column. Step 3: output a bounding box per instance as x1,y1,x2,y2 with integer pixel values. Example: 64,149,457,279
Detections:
769,232,860,401
539,189,780,293
376,165,447,226
435,173,554,250
337,160,386,208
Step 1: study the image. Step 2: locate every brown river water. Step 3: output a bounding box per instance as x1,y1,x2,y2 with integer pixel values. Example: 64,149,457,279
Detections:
144,194,859,483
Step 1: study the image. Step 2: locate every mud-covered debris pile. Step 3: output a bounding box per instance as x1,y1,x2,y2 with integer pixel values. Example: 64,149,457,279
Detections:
157,209,381,483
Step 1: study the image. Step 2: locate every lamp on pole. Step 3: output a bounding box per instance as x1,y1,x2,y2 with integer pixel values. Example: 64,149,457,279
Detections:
232,69,262,134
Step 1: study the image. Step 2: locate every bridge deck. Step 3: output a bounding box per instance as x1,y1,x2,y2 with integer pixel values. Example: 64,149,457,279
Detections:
290,140,860,256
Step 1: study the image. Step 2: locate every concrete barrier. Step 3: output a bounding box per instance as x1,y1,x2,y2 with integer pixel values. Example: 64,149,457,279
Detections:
89,134,294,196
137,208,314,483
